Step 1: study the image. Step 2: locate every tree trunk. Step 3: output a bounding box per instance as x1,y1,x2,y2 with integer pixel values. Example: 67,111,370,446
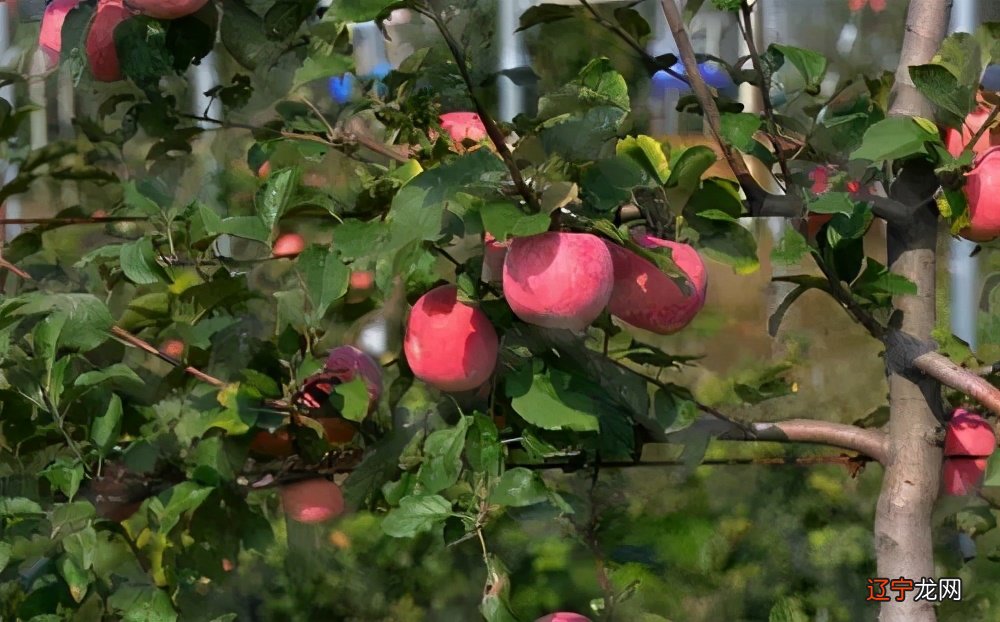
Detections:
875,1,951,620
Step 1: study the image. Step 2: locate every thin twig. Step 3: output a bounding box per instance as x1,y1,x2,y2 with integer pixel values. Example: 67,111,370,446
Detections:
421,4,541,212
738,0,791,188
964,101,1000,156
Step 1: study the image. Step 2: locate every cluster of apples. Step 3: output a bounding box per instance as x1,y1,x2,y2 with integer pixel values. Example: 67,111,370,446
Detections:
404,229,707,392
39,0,208,80
251,346,383,523
942,98,1000,242
941,408,997,496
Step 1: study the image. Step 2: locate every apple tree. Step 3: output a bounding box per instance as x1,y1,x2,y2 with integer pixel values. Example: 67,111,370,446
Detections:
1,0,1000,621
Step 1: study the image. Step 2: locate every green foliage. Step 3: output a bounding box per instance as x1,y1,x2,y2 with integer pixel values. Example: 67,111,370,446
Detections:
2,3,999,621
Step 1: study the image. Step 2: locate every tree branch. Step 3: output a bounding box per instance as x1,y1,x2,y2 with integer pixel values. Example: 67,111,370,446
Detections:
686,415,889,463
912,351,1000,415
421,4,541,212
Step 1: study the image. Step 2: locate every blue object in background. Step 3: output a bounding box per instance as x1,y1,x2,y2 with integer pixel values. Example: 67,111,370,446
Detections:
983,64,1000,91
652,61,733,93
329,73,356,104
328,63,394,104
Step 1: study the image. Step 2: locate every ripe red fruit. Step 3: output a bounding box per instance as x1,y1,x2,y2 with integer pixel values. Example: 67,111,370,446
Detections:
535,614,593,622
250,417,358,458
482,233,509,283
159,339,184,359
272,233,305,258
942,458,989,496
346,271,375,303
808,166,830,194
943,104,1000,158
124,0,208,19
256,161,271,179
324,345,384,407
280,479,345,524
439,112,488,145
944,409,996,457
961,147,1000,242
221,558,235,572
404,285,499,392
86,0,131,82
806,214,833,239
39,0,81,67
503,232,614,331
605,233,707,335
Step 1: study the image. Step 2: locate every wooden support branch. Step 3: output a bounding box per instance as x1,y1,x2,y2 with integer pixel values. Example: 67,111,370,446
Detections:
913,351,1000,415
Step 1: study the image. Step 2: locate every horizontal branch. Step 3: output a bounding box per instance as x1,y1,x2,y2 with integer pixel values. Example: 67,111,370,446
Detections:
913,350,1000,415
677,415,889,464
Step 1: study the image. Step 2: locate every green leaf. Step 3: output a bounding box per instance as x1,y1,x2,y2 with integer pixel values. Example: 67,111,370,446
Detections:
0,541,11,573
488,468,549,507
418,417,471,494
770,227,809,266
331,377,369,423
42,458,84,500
122,180,162,216
63,525,98,570
852,258,919,304
617,135,670,185
580,156,649,211
327,0,400,21
649,389,699,436
263,0,315,40
150,482,214,534
768,284,811,337
613,8,651,45
294,244,349,318
664,146,717,212
108,586,178,622
481,201,552,241
850,117,941,162
220,0,282,70
75,364,143,388
120,238,169,286
808,192,854,215
769,44,827,92
466,414,503,479
769,596,810,622
256,167,300,232
505,367,601,433
983,453,1000,487
294,53,354,87
91,394,123,456
910,64,977,123
381,494,453,538
11,293,113,352
218,216,270,242
58,554,89,603
115,17,174,89
578,58,630,111
517,4,578,32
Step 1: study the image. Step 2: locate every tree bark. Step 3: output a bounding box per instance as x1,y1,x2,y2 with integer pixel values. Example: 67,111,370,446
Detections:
875,2,952,619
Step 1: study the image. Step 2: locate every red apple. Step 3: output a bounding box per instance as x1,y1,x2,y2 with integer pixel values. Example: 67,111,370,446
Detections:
482,233,509,284
280,478,345,524
257,161,271,179
944,408,996,457
221,558,234,572
159,339,185,359
272,233,305,258
346,271,375,304
605,233,707,335
39,0,81,67
250,417,358,458
439,112,488,145
961,147,1000,242
503,232,614,331
124,0,208,19
942,458,989,496
535,614,593,622
806,214,833,239
324,345,383,407
403,285,499,392
86,0,131,82
944,103,1000,158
